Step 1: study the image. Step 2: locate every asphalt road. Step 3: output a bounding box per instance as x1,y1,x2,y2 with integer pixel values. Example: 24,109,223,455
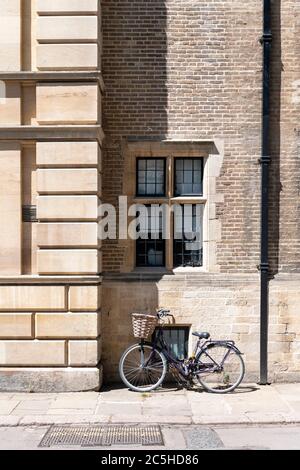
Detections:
0,424,299,450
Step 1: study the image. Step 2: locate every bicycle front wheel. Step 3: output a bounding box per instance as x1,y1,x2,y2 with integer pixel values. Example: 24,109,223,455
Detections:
119,343,167,392
196,344,245,393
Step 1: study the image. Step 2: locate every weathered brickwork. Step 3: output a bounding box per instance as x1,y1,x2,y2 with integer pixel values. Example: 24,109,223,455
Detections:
269,1,300,274
102,0,262,273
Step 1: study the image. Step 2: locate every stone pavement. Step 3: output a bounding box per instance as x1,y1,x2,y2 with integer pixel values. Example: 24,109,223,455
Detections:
1,383,300,427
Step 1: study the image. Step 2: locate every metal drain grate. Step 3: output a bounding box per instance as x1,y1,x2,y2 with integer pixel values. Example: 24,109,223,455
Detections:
39,425,164,448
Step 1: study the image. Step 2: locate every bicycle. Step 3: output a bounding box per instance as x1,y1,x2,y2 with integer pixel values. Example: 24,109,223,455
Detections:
119,308,245,393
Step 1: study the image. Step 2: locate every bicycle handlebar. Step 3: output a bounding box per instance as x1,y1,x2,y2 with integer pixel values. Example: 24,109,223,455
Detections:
157,308,171,318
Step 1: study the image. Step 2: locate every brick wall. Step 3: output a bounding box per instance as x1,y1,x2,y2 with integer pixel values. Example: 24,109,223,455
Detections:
101,1,300,383
102,0,262,273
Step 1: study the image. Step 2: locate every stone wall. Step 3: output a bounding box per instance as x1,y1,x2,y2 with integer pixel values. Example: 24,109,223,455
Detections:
0,0,103,391
102,274,300,383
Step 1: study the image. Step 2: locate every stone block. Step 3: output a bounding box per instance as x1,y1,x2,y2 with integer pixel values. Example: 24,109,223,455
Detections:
37,16,98,42
69,340,101,366
69,285,100,311
36,44,98,71
0,0,21,71
0,83,21,124
0,143,21,274
36,83,99,124
37,223,98,247
37,250,99,275
36,313,99,339
36,0,99,15
0,341,65,366
36,141,100,166
0,314,32,338
37,196,98,220
0,286,65,311
37,169,98,194
0,367,102,392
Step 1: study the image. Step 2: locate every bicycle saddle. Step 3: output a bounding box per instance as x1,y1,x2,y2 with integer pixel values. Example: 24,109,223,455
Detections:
192,332,210,340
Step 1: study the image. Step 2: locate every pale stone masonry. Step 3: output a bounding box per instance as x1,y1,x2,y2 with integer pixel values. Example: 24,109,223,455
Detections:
0,1,103,391
0,1,299,391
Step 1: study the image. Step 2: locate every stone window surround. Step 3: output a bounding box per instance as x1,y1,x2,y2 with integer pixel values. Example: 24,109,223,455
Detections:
122,139,224,274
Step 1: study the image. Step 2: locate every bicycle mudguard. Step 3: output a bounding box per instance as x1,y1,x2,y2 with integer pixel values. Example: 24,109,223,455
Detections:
205,341,243,355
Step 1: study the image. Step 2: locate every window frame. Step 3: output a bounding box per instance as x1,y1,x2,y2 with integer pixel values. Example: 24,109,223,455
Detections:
136,157,167,198
123,141,213,273
174,157,204,197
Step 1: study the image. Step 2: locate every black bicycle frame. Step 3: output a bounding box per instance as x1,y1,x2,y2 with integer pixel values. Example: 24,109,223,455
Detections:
141,330,241,379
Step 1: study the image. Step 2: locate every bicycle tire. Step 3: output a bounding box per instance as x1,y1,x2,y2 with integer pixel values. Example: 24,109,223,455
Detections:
196,344,245,394
119,343,167,392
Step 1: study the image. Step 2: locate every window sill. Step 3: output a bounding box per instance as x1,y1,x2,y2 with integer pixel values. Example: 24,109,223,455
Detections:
170,197,207,203
173,266,207,274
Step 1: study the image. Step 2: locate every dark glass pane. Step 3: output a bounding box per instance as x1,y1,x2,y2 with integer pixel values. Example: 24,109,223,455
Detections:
136,204,165,267
157,171,164,183
173,204,203,267
138,171,146,183
146,183,156,195
138,159,146,170
175,158,203,196
138,184,146,195
184,171,193,183
156,160,164,171
153,327,189,359
137,158,166,196
147,170,156,183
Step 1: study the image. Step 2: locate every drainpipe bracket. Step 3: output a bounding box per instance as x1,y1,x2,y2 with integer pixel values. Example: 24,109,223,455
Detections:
258,155,271,164
259,262,269,273
260,33,272,45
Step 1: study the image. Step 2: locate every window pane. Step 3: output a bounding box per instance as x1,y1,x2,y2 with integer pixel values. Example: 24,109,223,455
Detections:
137,158,166,196
147,160,156,170
175,158,203,196
156,160,164,171
182,183,193,195
139,159,146,170
138,171,146,183
184,159,193,170
136,204,165,267
147,170,156,183
173,204,203,267
157,171,164,183
146,183,156,194
184,171,193,183
153,327,189,360
138,184,146,195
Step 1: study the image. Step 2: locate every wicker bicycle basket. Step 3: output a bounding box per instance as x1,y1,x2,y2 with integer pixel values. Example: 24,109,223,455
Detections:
131,313,158,339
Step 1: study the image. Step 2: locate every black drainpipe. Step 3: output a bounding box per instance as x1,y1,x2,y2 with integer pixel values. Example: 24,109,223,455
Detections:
259,0,272,385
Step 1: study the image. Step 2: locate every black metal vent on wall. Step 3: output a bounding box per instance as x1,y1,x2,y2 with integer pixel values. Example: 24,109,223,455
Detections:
22,205,37,223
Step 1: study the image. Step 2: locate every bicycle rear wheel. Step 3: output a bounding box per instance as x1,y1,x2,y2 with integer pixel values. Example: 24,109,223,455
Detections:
196,344,245,393
119,343,167,392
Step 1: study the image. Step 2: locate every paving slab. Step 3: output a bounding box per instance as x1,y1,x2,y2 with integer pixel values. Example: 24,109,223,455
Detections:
1,384,300,426
95,403,142,416
0,401,20,415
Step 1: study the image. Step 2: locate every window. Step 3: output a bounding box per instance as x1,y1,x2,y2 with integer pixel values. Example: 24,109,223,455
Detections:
137,158,166,196
173,204,203,267
153,327,189,360
131,149,206,270
175,158,203,196
136,205,165,267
